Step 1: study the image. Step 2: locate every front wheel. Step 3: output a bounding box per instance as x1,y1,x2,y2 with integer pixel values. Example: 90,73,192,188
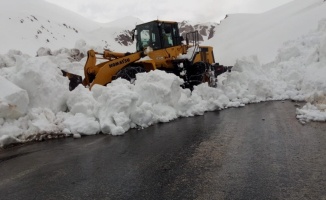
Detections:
114,65,146,84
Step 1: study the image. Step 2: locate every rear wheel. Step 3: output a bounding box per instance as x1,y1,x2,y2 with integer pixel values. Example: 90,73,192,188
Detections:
114,65,146,84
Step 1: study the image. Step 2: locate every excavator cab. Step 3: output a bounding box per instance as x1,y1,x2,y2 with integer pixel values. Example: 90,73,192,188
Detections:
134,21,184,51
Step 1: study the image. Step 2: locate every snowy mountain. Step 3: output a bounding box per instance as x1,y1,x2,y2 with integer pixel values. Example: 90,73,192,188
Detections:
212,0,326,65
1,0,326,147
88,17,143,49
0,0,97,55
0,0,221,55
111,20,219,47
2,0,326,64
0,0,142,55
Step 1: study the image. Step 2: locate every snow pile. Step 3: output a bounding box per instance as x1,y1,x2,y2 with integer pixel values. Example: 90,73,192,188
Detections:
0,58,238,147
219,19,326,122
296,92,326,123
275,19,326,122
63,71,223,136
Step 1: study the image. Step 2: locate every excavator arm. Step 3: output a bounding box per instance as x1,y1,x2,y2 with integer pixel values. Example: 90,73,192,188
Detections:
83,49,144,89
64,49,145,90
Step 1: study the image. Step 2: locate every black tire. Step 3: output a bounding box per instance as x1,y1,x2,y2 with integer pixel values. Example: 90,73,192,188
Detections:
114,65,146,84
187,62,208,88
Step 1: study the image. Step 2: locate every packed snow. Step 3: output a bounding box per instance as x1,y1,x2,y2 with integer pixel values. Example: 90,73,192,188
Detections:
1,0,326,147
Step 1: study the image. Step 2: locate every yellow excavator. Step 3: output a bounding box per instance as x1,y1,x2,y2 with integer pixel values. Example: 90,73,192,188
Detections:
63,20,231,91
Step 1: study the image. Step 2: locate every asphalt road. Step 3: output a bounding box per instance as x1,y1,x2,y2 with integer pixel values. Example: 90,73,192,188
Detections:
0,101,326,200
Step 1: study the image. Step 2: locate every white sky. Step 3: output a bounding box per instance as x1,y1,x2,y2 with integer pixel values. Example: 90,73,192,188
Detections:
44,0,294,23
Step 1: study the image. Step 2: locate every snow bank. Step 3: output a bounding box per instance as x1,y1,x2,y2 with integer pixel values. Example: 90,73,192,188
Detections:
213,0,326,65
218,19,326,122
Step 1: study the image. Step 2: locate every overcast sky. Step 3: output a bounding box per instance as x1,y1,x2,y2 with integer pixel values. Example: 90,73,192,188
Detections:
45,0,293,23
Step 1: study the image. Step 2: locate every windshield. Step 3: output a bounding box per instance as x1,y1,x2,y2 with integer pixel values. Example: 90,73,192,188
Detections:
135,21,182,51
136,23,161,51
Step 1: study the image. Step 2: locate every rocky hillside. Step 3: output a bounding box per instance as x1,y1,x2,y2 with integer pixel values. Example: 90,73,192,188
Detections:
179,21,218,41
114,20,219,46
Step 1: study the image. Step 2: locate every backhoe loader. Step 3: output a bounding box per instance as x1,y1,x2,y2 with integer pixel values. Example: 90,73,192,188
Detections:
64,20,231,91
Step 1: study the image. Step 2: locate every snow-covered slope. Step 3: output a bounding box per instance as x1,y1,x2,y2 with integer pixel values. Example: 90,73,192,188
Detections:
88,17,144,51
0,0,140,55
102,16,143,29
1,0,326,148
211,0,326,65
0,0,98,55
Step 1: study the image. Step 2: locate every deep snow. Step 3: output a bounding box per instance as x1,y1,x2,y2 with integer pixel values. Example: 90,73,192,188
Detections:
211,0,326,65
1,0,326,147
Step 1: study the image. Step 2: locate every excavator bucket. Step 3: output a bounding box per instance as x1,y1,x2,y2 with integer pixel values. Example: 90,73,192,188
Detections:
61,70,83,91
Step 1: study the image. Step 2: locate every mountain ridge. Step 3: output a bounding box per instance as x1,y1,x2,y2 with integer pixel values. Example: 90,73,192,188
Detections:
0,0,219,55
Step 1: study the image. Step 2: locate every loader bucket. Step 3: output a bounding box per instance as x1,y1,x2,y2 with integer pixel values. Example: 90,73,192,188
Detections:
61,70,83,91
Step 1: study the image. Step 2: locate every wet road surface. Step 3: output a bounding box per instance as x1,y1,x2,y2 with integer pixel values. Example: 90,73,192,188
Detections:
0,101,326,200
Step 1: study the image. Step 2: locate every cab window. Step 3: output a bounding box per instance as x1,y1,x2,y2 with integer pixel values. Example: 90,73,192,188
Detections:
162,24,173,48
136,23,161,51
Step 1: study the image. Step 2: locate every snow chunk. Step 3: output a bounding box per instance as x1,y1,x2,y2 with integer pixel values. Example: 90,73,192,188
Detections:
92,79,139,135
296,103,326,123
36,47,52,57
297,92,326,123
131,70,185,124
73,133,82,139
27,108,61,134
63,113,100,135
0,50,29,70
0,135,21,148
9,57,69,112
67,85,97,116
0,76,29,119
134,70,184,107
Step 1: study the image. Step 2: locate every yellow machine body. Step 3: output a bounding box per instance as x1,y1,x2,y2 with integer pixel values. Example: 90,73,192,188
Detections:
64,20,230,91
